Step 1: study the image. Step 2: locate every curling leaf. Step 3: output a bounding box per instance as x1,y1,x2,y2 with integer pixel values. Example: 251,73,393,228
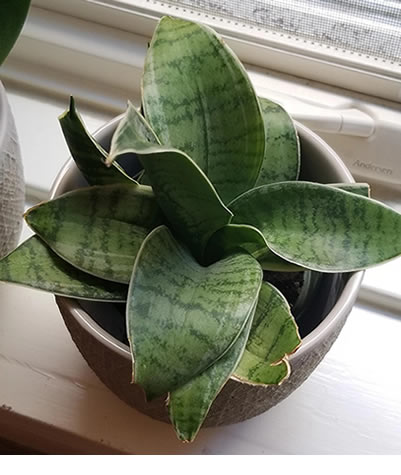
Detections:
59,97,137,186
127,225,262,400
108,102,232,262
234,282,301,385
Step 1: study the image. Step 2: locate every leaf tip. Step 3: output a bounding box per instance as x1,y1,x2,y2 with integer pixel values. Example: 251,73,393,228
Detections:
23,203,39,224
104,154,115,168
171,422,199,443
58,96,76,122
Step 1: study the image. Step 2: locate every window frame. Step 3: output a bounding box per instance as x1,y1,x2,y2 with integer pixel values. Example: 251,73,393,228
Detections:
30,0,401,103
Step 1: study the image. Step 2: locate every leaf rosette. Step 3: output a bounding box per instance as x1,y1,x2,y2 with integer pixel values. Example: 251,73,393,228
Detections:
1,15,401,442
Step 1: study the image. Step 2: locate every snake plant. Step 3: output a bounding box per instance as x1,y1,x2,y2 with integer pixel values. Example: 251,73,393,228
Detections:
1,16,401,442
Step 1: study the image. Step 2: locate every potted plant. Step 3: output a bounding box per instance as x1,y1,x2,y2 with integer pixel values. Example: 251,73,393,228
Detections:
1,16,400,443
0,0,31,257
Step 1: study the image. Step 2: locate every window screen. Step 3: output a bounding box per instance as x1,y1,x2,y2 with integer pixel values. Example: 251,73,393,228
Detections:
162,0,401,65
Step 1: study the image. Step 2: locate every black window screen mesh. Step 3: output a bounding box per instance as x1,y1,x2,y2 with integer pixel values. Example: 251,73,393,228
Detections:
162,0,401,64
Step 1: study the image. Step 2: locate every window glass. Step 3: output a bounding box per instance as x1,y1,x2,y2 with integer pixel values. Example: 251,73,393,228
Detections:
164,0,401,64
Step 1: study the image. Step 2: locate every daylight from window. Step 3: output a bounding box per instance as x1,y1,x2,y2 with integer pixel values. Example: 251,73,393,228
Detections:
164,0,401,63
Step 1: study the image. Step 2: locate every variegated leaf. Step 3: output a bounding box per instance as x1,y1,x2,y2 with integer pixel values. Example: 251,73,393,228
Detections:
255,97,300,186
142,16,265,203
330,182,370,197
230,181,401,272
59,97,136,186
107,102,232,262
255,248,304,272
25,184,163,283
127,225,262,400
205,223,266,264
234,282,301,385
169,308,255,442
205,223,302,271
0,236,127,301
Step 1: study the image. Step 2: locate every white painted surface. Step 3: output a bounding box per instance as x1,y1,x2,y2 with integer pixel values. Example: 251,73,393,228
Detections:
26,2,401,102
0,283,400,454
1,78,401,455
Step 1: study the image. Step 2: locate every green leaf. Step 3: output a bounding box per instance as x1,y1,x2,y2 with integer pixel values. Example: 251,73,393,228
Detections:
205,223,267,263
25,184,163,283
108,102,232,262
255,97,300,186
127,225,262,400
142,16,265,203
330,182,370,197
205,223,302,271
0,1,31,65
168,282,301,441
255,248,304,272
230,181,401,272
168,309,255,442
234,282,301,385
59,97,136,186
0,236,127,301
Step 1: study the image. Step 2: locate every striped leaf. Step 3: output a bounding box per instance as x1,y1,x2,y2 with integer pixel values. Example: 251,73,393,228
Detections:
59,97,136,186
142,16,265,204
255,97,300,186
25,184,163,283
205,223,302,271
233,282,301,385
230,181,401,272
107,102,232,262
169,309,255,442
255,248,303,272
0,236,127,301
330,182,370,197
205,223,266,263
127,225,262,400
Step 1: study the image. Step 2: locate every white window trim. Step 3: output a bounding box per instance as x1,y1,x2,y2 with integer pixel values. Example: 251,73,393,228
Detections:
30,0,401,103
2,2,401,188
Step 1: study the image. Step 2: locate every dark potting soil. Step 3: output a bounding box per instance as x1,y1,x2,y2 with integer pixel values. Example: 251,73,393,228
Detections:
265,270,304,308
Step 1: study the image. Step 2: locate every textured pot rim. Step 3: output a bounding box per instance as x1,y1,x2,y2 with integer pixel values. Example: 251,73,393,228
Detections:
51,118,364,365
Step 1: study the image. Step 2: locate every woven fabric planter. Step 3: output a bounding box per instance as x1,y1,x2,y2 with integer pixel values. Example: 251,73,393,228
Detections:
0,82,24,258
53,117,363,427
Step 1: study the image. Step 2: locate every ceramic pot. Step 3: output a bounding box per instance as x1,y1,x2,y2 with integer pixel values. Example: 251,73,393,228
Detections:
0,82,24,258
53,117,363,426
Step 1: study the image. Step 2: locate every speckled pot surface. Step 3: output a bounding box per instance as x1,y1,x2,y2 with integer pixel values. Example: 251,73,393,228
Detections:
0,82,24,258
53,118,363,427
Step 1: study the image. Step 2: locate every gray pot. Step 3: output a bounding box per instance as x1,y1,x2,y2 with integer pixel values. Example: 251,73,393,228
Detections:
0,82,24,258
53,117,363,427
